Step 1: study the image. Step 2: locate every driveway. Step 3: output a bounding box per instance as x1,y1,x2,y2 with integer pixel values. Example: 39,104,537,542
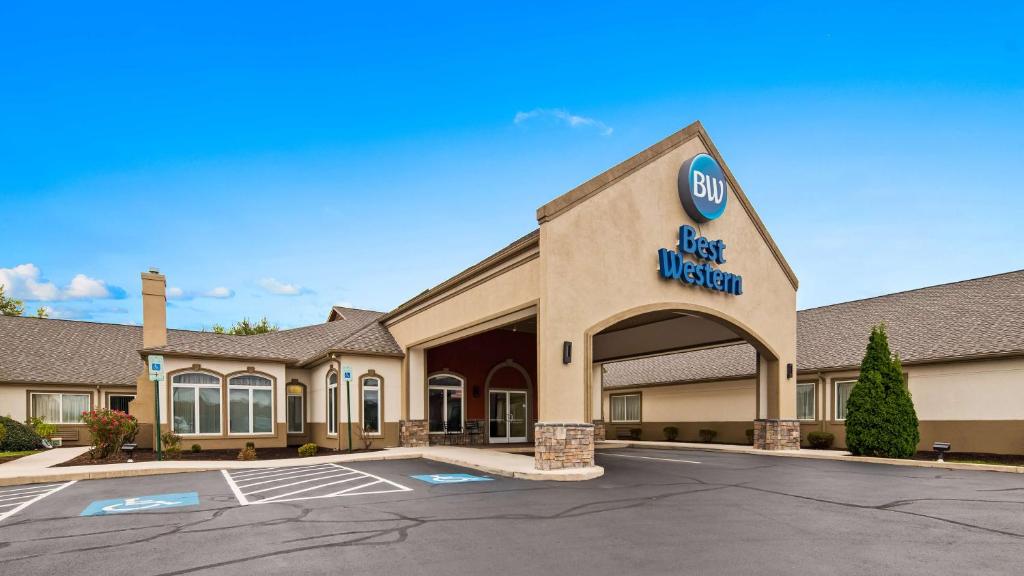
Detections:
1,448,1022,575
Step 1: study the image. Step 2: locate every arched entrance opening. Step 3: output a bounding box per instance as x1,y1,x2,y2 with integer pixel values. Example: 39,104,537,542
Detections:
586,304,788,449
485,359,534,444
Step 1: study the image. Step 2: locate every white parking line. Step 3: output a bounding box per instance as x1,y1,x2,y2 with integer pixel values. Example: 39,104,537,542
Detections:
222,463,411,505
0,481,76,524
599,452,702,464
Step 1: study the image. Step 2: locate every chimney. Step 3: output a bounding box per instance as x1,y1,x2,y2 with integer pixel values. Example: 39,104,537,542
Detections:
141,268,167,349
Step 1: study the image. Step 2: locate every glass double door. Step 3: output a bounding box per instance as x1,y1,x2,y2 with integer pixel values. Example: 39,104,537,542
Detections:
489,390,528,443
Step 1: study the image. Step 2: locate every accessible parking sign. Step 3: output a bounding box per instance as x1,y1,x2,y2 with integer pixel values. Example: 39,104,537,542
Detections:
80,492,199,516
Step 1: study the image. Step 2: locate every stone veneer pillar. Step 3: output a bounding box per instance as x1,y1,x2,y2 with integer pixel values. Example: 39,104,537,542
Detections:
534,422,595,470
753,419,801,450
399,419,429,447
592,420,606,442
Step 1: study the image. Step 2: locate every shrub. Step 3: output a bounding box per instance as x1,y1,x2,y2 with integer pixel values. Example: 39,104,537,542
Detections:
238,446,257,461
807,431,835,449
629,428,642,440
745,428,755,445
298,443,318,457
161,431,182,459
845,324,920,458
82,409,138,459
0,422,6,445
0,416,42,451
191,444,202,453
26,416,58,440
663,426,679,442
698,429,717,443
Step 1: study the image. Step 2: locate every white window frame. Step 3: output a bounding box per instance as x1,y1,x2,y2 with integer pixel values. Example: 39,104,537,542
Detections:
170,372,222,436
286,385,304,434
361,376,382,436
30,392,91,424
427,374,465,434
327,371,338,436
834,379,857,422
609,393,641,423
228,375,274,436
107,394,135,413
796,382,816,421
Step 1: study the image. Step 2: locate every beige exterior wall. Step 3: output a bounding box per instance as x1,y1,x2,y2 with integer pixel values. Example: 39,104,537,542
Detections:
538,129,797,423
0,382,136,446
305,355,402,449
609,356,1024,454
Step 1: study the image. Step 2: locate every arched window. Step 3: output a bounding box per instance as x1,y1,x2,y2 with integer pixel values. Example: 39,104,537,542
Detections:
327,371,338,435
361,375,381,435
171,372,221,435
427,373,464,434
228,374,273,434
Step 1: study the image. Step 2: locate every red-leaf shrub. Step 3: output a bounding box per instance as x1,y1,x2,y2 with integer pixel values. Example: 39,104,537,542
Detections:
81,409,138,459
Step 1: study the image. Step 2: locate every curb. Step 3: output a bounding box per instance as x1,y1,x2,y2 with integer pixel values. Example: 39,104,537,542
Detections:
0,448,603,486
600,441,1024,474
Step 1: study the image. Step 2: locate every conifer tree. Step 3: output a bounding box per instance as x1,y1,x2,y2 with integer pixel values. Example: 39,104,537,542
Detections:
844,324,920,458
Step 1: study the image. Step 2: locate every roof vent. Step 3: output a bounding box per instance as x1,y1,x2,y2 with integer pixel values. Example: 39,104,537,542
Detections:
148,267,160,274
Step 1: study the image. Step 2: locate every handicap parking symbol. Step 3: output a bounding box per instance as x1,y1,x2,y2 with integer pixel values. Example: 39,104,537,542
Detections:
411,473,493,485
80,492,199,516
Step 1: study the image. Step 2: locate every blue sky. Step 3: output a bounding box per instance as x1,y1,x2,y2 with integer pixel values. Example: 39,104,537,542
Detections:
1,2,1022,330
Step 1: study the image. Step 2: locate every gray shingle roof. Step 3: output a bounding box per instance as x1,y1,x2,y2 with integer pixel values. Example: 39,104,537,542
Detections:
0,307,403,387
0,317,208,386
143,307,402,364
605,270,1024,388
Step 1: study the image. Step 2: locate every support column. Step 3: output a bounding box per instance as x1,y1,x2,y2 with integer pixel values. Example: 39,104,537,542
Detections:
753,354,799,450
399,346,428,447
753,419,800,450
591,363,605,441
534,422,595,470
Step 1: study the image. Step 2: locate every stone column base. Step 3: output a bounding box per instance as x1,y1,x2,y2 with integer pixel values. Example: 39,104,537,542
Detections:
400,419,429,447
534,422,595,470
592,420,606,442
753,419,800,450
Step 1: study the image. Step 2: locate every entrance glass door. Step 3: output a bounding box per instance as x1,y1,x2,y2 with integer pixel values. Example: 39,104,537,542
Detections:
489,390,528,443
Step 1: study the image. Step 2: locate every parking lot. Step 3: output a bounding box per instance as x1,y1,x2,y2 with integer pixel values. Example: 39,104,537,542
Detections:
1,448,1023,575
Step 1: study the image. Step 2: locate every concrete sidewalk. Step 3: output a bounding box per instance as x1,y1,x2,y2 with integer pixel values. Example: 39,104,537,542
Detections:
599,440,1024,474
0,445,603,487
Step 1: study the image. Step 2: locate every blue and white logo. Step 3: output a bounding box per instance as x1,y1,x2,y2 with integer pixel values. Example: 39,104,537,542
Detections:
80,492,199,516
678,153,728,223
411,473,493,484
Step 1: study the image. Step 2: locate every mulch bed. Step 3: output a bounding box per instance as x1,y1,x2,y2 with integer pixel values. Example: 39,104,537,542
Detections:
56,446,380,467
911,451,1024,467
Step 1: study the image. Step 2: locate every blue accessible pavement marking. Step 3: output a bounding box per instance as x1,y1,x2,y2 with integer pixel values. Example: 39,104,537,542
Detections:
80,492,199,516
411,473,494,484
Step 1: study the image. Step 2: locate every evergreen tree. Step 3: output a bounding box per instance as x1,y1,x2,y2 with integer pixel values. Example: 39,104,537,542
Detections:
845,324,920,458
211,316,278,335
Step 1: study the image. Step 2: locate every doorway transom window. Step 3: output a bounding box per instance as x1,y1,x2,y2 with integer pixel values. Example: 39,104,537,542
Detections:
428,374,464,434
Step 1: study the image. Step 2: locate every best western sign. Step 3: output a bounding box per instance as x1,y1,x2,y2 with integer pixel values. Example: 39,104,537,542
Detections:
657,154,743,296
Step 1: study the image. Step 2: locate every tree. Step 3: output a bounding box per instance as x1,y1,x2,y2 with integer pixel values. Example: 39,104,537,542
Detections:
845,324,920,458
0,285,25,316
35,307,48,318
211,316,278,335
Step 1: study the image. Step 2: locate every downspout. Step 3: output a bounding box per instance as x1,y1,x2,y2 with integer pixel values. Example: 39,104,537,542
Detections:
332,353,342,453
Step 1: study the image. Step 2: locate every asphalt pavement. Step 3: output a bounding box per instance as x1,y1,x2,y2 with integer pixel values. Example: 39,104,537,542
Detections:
1,447,1023,575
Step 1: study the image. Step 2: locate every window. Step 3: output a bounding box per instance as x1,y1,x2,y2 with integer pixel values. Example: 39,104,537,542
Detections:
361,376,381,435
428,374,463,433
171,372,221,435
108,394,135,414
287,384,304,434
609,393,641,423
31,393,91,424
228,374,273,434
796,383,816,421
834,380,857,421
327,371,338,435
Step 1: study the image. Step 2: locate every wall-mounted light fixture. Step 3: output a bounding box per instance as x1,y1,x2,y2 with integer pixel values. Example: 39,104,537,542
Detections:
786,363,793,379
562,341,572,364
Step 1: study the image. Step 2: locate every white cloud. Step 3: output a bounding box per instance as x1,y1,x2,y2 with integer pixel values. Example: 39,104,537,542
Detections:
258,277,305,295
168,286,235,300
204,287,234,298
513,108,613,136
0,264,124,301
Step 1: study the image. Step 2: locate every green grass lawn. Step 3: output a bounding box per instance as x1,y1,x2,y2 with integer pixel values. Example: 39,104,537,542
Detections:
0,450,41,463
